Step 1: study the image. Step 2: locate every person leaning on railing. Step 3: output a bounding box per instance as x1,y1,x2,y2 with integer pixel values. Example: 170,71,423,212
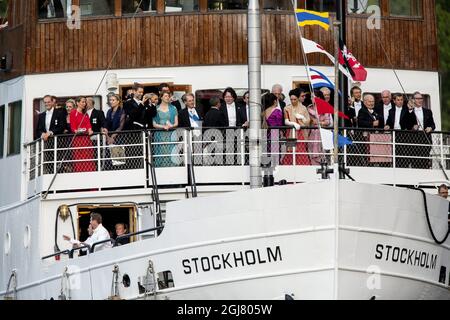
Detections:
400,92,436,169
70,96,96,173
152,91,179,167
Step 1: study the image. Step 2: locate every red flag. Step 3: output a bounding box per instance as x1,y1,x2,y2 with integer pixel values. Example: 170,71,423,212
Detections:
314,97,349,120
339,40,367,82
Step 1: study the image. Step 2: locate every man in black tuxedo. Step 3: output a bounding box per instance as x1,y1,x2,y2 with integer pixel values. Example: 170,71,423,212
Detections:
158,83,182,112
123,84,145,169
36,95,67,140
178,93,203,128
36,95,67,173
384,94,408,167
141,93,158,129
219,87,245,128
401,92,436,169
123,83,145,131
86,97,106,134
357,95,382,129
375,90,395,129
204,97,226,128
356,95,383,166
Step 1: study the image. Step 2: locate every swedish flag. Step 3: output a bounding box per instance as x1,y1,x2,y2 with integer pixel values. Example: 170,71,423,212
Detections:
296,9,330,31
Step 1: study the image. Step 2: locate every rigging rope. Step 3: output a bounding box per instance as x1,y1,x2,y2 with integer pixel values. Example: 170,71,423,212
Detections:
42,0,145,199
356,0,449,181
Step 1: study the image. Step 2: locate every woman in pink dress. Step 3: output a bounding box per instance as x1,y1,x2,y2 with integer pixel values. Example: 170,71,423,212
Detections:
70,96,95,172
308,90,332,165
281,88,311,166
262,93,284,164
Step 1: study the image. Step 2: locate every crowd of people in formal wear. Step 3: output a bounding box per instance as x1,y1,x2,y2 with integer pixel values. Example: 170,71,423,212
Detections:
36,82,436,170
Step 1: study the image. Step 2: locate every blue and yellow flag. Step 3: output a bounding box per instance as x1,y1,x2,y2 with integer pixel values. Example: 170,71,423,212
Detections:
295,9,330,31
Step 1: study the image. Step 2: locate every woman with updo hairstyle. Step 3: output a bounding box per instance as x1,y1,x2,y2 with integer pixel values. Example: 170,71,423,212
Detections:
70,96,96,172
280,88,311,166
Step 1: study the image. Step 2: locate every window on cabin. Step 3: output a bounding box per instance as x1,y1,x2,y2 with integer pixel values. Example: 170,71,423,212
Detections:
0,0,8,26
122,0,158,14
7,101,21,156
165,0,199,12
0,105,4,158
304,0,336,12
263,0,293,11
347,0,380,14
389,0,422,17
38,0,72,19
208,0,248,11
79,0,114,16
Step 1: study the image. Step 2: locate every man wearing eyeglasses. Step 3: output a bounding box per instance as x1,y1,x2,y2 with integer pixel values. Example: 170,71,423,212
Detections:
403,91,435,168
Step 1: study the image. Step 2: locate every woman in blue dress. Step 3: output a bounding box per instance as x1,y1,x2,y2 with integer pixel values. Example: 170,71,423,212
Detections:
152,92,179,167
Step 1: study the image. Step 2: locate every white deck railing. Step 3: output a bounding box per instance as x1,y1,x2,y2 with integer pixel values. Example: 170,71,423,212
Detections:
25,128,450,196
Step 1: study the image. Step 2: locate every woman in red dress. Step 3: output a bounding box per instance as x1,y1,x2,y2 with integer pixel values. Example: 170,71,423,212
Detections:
70,96,96,172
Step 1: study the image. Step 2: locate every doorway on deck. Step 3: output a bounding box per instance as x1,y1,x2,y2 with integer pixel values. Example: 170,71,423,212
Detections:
77,205,137,245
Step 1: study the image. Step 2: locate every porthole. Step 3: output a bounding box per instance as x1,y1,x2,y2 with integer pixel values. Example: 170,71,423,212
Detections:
24,225,31,249
4,232,11,255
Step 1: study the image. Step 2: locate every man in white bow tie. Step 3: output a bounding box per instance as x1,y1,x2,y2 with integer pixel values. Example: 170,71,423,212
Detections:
179,93,203,128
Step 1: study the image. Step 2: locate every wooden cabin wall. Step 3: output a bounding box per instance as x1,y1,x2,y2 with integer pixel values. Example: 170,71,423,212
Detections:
0,0,440,82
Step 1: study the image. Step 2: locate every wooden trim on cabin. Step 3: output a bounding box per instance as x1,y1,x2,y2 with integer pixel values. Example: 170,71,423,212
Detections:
156,0,165,14
199,0,207,13
114,0,122,17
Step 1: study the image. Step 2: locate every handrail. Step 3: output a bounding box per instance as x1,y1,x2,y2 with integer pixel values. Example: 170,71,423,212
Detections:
89,239,114,253
114,226,165,247
69,244,91,258
42,250,70,260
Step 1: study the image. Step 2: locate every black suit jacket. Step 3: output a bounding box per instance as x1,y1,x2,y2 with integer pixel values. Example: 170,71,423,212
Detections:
178,107,203,128
36,108,67,139
385,106,407,130
400,108,436,131
141,101,157,129
374,102,395,128
357,106,382,129
220,102,245,127
344,106,356,128
89,109,106,133
203,108,227,128
123,99,144,130
238,104,250,127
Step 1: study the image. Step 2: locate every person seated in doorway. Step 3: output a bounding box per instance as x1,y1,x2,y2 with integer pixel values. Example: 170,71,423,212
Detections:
64,213,112,252
115,223,130,246
437,184,450,227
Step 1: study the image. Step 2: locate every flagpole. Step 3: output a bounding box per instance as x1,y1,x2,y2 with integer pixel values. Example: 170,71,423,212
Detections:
248,0,262,189
333,20,341,166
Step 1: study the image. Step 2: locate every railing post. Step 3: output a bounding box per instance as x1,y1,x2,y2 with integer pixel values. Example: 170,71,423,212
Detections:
343,129,348,166
392,131,396,169
39,139,44,177
240,129,245,168
292,128,297,166
440,133,445,170
97,133,102,172
53,136,58,175
183,129,189,169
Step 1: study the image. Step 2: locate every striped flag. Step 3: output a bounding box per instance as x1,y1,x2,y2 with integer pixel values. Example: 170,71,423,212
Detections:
295,9,330,31
301,37,354,79
309,68,335,90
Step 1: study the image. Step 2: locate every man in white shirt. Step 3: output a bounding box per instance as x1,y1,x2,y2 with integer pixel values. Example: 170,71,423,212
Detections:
375,90,393,128
64,213,112,253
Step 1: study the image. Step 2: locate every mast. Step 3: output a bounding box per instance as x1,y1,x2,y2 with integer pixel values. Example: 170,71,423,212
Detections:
336,0,348,127
248,0,262,189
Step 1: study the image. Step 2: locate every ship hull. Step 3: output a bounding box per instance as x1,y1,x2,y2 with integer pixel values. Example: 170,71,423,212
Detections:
1,181,449,299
